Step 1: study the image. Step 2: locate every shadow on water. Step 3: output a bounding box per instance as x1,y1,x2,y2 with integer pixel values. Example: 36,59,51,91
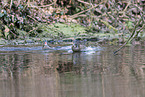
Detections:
0,43,145,97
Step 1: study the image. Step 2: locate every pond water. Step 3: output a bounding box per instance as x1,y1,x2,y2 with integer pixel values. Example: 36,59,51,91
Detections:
0,43,145,97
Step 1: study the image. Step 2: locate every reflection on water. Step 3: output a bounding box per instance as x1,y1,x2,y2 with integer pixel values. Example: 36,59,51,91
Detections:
0,44,145,97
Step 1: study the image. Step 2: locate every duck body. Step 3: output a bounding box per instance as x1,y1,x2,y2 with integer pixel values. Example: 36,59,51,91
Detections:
72,44,81,52
71,40,86,52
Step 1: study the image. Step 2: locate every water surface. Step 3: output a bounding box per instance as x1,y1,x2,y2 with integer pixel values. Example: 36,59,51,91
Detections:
0,44,145,97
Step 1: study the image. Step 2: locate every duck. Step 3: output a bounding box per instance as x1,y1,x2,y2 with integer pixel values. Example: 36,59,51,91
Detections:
43,40,51,49
71,40,86,52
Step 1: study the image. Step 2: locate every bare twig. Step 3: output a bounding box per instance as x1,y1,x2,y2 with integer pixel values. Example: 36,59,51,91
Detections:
10,0,13,10
28,2,55,8
26,15,39,34
28,27,39,34
70,2,104,19
27,15,39,23
77,0,91,5
91,15,118,32
123,1,131,12
76,14,118,32
135,24,145,37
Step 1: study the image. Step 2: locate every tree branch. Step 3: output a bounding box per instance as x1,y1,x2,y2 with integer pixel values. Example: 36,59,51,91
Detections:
70,2,104,19
113,16,144,54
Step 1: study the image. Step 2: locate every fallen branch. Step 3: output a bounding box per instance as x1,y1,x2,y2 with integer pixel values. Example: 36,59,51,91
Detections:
113,17,143,54
78,14,118,32
99,19,118,32
26,15,39,34
70,2,104,19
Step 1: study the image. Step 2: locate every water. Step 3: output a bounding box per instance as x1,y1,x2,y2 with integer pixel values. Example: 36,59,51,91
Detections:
0,44,145,97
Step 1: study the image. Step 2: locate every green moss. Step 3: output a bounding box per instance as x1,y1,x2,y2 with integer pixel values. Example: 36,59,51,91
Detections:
49,23,87,37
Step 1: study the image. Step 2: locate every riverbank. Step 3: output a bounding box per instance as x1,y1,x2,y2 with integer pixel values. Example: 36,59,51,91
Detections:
0,1,144,46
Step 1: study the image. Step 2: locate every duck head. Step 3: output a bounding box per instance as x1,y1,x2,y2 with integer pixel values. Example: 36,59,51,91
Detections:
43,40,51,49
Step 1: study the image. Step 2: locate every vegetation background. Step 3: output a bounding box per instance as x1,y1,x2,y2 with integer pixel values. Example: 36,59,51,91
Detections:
0,0,144,45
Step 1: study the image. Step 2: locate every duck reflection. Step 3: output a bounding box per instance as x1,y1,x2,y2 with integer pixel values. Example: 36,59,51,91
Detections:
56,51,85,74
72,52,81,65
